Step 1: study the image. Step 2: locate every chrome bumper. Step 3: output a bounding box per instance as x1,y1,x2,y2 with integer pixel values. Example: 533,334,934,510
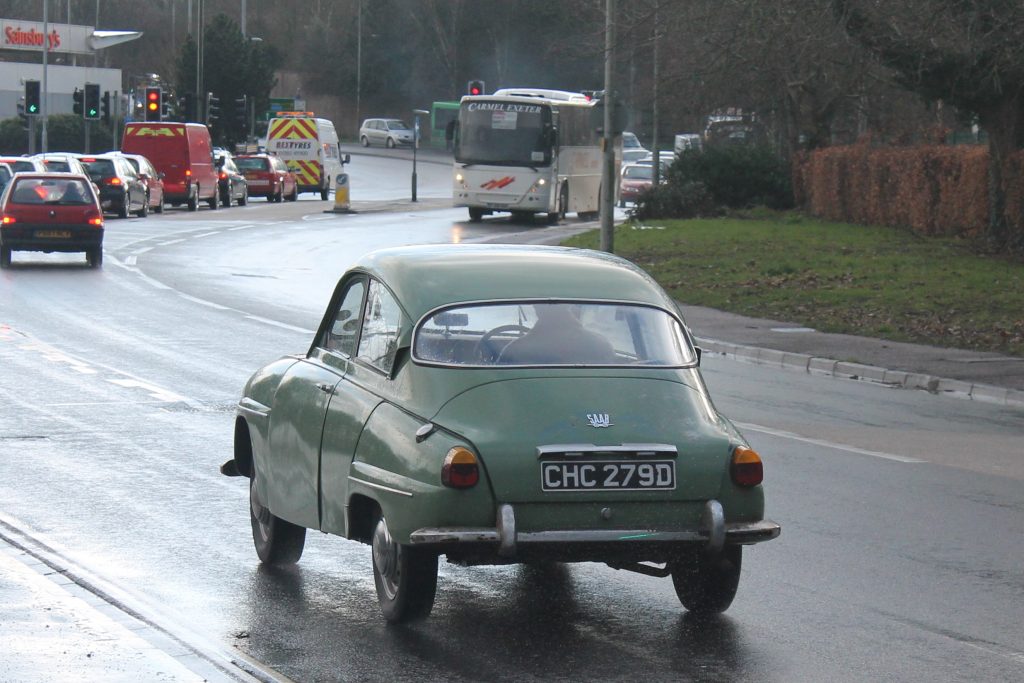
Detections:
409,500,781,557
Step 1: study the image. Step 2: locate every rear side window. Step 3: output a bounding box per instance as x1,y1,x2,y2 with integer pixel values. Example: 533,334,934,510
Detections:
11,161,36,172
10,178,93,205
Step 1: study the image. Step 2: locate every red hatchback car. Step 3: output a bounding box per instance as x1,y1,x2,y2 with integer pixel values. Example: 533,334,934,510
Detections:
234,154,298,202
0,173,104,268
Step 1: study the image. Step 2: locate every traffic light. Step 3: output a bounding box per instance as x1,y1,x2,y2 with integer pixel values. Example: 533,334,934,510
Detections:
73,87,83,116
467,80,485,96
101,91,111,123
84,83,100,120
145,87,161,121
233,95,248,128
24,80,40,116
206,92,220,125
178,92,196,121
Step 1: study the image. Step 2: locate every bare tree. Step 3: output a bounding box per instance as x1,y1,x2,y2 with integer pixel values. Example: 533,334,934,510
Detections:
835,0,1024,249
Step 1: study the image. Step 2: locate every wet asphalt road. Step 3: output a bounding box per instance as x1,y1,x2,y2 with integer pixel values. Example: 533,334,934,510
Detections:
1,153,1023,682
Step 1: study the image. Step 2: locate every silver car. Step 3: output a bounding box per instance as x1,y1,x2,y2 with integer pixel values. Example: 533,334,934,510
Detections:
359,118,414,148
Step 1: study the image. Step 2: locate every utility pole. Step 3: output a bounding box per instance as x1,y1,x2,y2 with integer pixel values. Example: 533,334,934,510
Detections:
41,0,49,153
652,0,661,186
600,0,617,253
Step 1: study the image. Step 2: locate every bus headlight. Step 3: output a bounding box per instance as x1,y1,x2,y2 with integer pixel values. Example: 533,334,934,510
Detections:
455,173,466,188
529,178,549,194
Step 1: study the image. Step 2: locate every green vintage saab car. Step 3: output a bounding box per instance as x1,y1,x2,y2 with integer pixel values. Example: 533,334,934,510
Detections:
221,244,779,622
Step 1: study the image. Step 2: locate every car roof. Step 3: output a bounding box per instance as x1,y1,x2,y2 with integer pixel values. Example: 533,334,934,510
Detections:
350,244,677,320
6,172,91,181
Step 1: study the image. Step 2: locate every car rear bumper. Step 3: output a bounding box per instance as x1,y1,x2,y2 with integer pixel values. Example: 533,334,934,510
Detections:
409,500,780,561
2,225,104,253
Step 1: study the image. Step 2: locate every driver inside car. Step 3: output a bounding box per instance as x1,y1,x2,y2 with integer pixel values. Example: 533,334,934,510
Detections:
498,303,616,365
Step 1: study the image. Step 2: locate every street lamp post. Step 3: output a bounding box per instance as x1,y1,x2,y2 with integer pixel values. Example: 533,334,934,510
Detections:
411,109,429,202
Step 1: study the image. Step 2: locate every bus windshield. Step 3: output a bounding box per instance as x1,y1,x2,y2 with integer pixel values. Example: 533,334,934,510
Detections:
456,101,552,166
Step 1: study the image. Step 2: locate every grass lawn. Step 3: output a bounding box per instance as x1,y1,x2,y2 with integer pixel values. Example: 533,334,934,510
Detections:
562,213,1024,357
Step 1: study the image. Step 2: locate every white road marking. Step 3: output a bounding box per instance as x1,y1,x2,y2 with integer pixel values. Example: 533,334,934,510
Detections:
177,293,230,310
735,421,925,463
105,378,192,404
158,239,186,246
193,231,220,238
244,315,315,334
227,225,255,231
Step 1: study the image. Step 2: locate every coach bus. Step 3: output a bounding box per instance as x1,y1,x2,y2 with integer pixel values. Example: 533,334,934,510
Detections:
453,88,607,223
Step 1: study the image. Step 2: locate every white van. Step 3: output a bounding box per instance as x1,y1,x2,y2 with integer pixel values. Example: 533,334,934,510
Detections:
266,113,345,200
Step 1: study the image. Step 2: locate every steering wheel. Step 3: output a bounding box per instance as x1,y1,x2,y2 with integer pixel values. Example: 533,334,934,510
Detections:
474,324,529,363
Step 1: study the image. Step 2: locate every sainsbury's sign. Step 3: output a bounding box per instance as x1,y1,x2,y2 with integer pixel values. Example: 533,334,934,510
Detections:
1,19,94,55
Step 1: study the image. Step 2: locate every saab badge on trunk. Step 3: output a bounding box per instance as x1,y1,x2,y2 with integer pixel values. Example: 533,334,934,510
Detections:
587,413,613,428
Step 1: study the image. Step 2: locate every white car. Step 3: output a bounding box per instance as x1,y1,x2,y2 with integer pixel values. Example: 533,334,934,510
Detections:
359,118,414,148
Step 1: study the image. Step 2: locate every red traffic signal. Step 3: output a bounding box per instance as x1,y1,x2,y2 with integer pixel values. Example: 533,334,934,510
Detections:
145,87,162,121
467,80,485,96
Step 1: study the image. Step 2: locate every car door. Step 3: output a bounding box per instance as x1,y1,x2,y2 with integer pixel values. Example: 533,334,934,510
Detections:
319,277,403,536
263,282,369,529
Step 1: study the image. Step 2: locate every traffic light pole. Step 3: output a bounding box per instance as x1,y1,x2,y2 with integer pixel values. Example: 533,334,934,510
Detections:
600,0,617,254
84,121,91,155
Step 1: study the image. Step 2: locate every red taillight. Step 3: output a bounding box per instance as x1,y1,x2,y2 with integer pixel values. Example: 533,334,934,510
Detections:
441,447,480,489
730,446,763,487
1,214,15,225
107,177,122,186
219,171,227,180
87,214,103,227
185,169,192,177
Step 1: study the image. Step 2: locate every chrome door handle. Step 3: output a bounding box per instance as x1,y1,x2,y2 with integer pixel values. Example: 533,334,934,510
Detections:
317,383,334,394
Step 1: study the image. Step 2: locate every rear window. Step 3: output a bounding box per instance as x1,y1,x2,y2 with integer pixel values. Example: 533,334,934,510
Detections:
413,301,696,367
42,160,72,172
81,159,116,179
623,165,654,180
10,160,37,172
236,157,270,172
10,178,93,205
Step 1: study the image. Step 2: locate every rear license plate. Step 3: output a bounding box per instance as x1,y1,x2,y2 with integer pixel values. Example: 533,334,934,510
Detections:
35,230,72,239
541,460,675,491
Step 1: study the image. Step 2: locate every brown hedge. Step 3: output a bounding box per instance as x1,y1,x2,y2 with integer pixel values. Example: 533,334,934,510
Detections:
793,143,1024,238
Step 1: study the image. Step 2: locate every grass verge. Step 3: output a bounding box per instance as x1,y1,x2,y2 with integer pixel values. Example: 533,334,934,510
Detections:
562,213,1024,356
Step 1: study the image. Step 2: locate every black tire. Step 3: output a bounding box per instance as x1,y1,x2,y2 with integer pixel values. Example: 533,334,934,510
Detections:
220,189,231,207
386,137,396,149
136,195,149,218
548,184,568,225
249,474,306,565
154,195,164,214
187,187,198,212
468,207,484,222
318,182,327,201
208,188,219,210
371,513,438,623
361,135,370,147
0,245,11,268
670,545,742,614
238,187,248,206
86,247,103,268
117,193,130,219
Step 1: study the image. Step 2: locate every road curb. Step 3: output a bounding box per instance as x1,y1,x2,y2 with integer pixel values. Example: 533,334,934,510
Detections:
695,336,1024,409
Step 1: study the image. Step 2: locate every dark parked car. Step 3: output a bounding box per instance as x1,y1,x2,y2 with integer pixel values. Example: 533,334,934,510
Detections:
79,154,149,218
215,155,249,207
0,173,105,268
120,153,165,214
234,154,297,202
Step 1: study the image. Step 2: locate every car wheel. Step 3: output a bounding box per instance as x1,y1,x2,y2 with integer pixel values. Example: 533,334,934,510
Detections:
238,187,248,206
154,195,164,214
86,247,103,268
0,245,11,268
117,193,130,219
274,187,283,203
670,545,742,614
548,184,567,225
187,187,198,212
136,194,149,218
221,189,231,207
468,207,484,222
318,182,327,201
386,137,396,149
361,135,370,147
208,188,219,210
371,513,438,623
249,473,306,564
